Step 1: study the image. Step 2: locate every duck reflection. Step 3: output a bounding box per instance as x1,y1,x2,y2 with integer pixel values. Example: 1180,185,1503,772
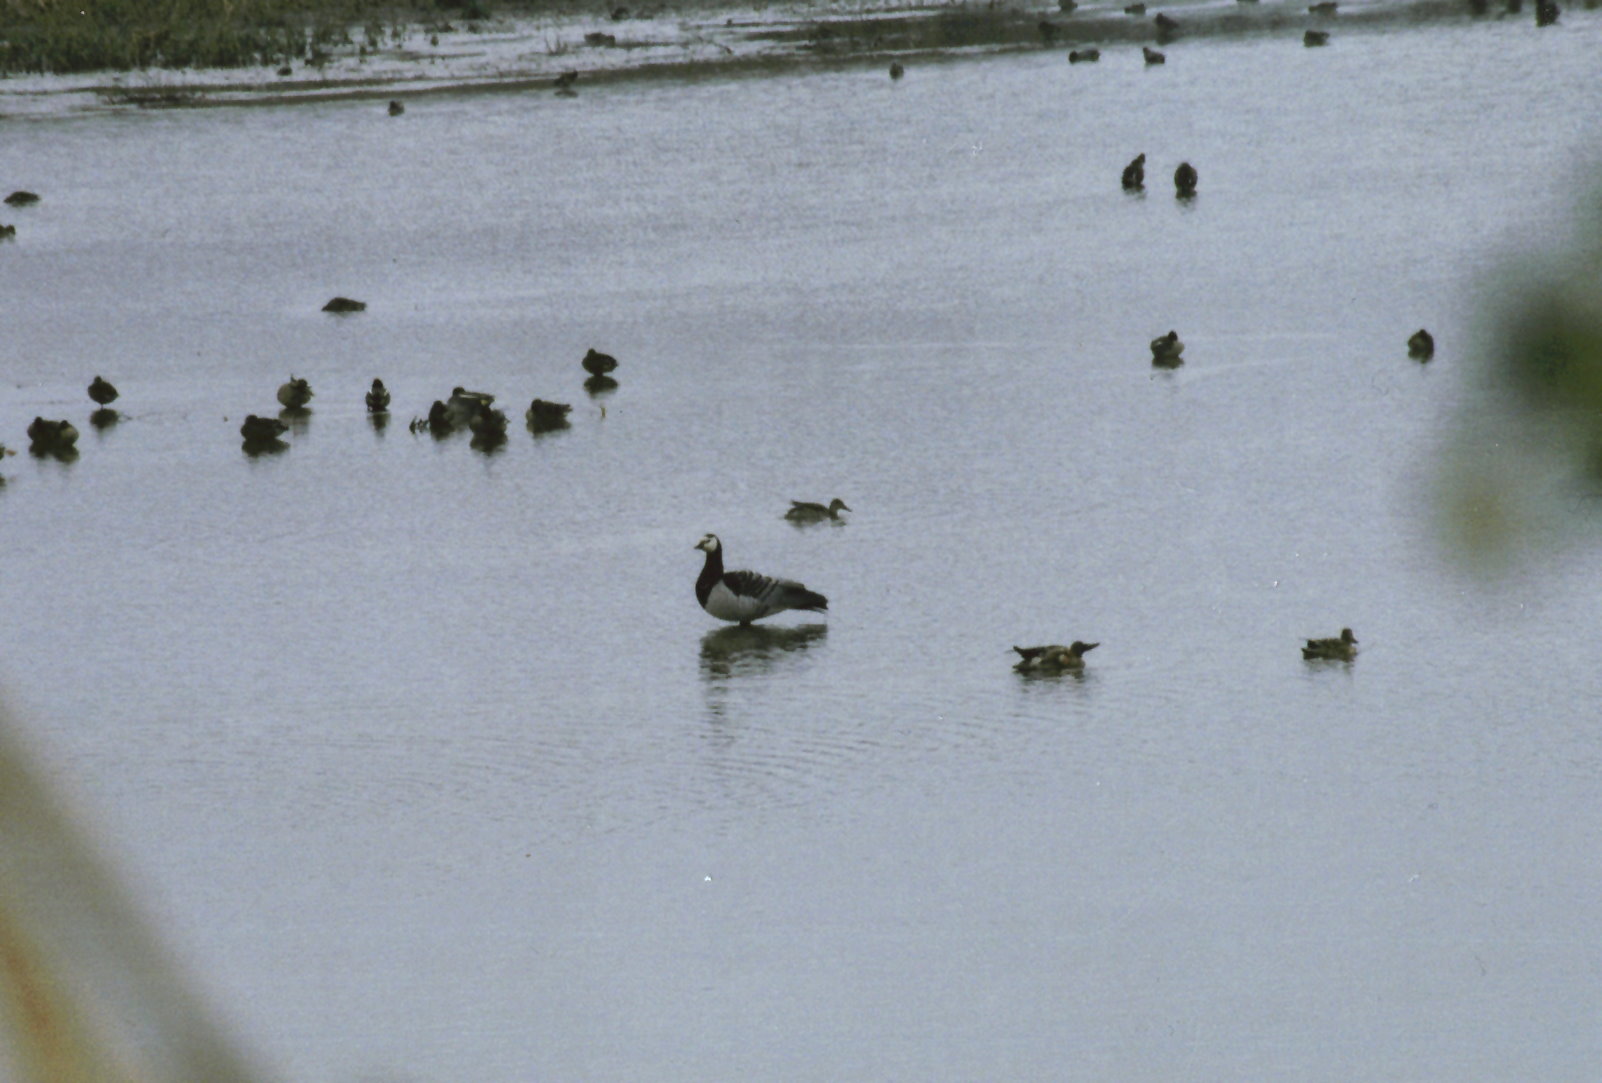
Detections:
698,623,827,681
277,405,311,433
1013,663,1090,685
90,407,120,430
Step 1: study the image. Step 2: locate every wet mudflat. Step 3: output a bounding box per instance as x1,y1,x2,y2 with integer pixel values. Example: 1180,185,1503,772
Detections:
3,12,1602,1078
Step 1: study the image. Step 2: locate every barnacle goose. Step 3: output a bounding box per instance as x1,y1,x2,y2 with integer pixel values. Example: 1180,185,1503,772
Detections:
694,534,828,625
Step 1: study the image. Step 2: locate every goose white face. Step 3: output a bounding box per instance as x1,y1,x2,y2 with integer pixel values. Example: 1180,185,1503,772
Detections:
695,533,720,552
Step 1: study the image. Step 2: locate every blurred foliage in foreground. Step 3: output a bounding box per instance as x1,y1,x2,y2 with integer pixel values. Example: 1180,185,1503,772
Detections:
1437,187,1602,574
0,703,261,1082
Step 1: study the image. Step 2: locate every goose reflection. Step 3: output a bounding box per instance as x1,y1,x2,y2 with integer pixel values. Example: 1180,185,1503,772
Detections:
698,623,828,681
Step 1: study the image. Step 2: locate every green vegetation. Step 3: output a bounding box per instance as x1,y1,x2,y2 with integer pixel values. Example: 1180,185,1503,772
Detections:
0,0,498,75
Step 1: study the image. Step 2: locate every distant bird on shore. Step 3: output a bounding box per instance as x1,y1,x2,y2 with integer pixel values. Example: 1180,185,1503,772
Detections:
1302,627,1357,661
322,296,366,313
387,100,404,115
1121,153,1146,190
785,498,851,523
1012,641,1098,672
88,376,118,407
1142,45,1165,64
1174,160,1198,197
1154,12,1180,34
1068,48,1100,62
582,348,619,376
4,191,39,207
1125,3,1147,13
1303,28,1330,45
693,533,828,625
1535,0,1559,25
366,378,391,413
277,376,313,410
1150,329,1185,366
890,61,905,79
1408,329,1435,359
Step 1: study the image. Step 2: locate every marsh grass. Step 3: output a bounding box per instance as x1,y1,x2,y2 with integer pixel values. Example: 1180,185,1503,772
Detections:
0,0,530,74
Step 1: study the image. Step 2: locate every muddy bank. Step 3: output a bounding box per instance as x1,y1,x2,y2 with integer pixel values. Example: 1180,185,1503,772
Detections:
0,0,1576,115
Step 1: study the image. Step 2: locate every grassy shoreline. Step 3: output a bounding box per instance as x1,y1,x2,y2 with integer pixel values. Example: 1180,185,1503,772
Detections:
1,0,593,75
1,0,1573,96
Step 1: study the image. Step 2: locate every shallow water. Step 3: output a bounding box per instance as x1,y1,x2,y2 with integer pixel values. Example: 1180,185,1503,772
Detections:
4,13,1602,1079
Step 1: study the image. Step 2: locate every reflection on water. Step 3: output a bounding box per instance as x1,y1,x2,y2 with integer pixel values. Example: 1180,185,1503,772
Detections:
699,623,830,723
1012,664,1091,685
89,408,119,430
28,444,78,464
470,431,508,454
698,622,828,682
240,437,287,457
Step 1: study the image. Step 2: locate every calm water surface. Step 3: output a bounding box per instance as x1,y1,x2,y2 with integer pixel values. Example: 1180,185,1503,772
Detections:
4,14,1602,1079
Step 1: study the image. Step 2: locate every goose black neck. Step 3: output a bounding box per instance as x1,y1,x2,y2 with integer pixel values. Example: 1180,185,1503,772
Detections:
696,544,723,606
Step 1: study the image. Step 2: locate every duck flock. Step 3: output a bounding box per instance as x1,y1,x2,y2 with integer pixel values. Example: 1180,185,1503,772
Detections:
678,139,1454,670
3,169,1438,672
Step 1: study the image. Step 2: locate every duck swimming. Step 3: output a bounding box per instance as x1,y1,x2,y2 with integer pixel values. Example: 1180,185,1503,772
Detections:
27,417,79,453
1150,330,1185,366
525,398,573,431
1121,153,1146,191
277,376,313,410
366,378,391,413
239,414,288,443
582,348,619,376
784,498,851,523
1174,161,1198,197
1012,641,1099,672
445,387,494,427
88,376,119,407
1302,627,1358,661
